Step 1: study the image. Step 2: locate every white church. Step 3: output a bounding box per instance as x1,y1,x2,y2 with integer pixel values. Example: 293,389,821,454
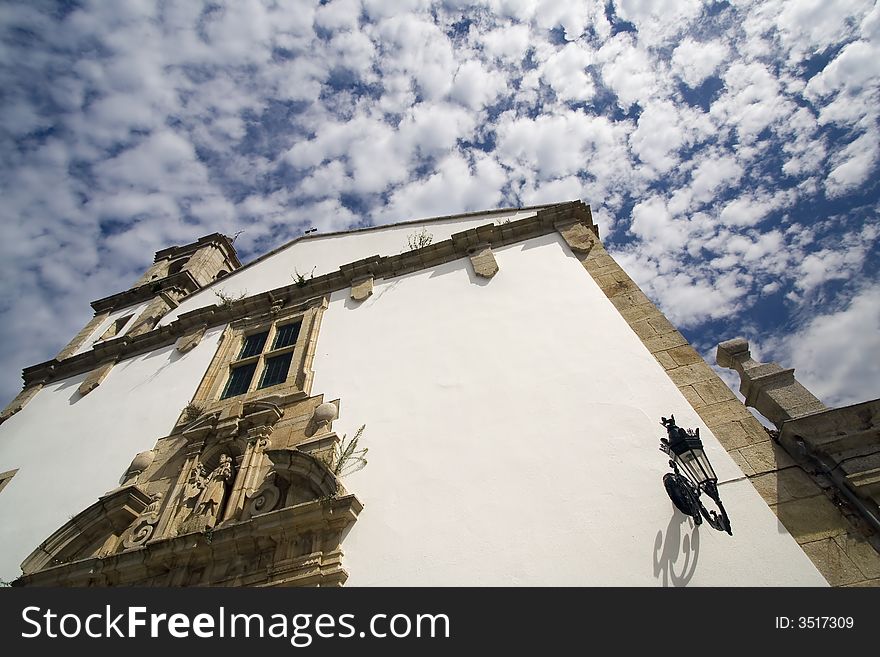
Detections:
0,200,876,586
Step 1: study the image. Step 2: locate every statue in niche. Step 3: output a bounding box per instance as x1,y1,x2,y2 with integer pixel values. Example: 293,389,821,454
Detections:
174,463,206,535
192,454,234,531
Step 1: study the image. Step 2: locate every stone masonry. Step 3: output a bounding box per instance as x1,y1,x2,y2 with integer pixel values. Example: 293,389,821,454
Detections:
558,217,880,587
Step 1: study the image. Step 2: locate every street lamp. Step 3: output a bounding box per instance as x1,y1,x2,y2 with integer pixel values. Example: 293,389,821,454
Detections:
659,415,732,535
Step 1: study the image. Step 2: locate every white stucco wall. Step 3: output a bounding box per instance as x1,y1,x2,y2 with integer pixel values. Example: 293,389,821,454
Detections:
160,209,539,326
72,300,151,356
310,232,827,586
0,326,224,581
0,215,828,586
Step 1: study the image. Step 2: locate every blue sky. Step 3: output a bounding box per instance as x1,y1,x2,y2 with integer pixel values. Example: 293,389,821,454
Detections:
0,0,878,410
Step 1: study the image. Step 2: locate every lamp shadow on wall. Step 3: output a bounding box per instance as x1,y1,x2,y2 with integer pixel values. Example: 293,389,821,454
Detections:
653,511,701,587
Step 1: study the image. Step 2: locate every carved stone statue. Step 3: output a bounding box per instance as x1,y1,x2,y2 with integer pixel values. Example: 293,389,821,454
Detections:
194,454,232,530
174,463,206,535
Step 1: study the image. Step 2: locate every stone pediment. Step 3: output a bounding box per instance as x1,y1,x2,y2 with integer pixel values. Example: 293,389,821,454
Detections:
20,485,152,575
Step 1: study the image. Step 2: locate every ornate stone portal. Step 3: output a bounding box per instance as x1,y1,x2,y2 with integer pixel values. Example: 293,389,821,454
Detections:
17,393,362,587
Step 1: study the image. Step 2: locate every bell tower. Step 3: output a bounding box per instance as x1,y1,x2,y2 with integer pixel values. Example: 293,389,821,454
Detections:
56,233,240,360
0,233,240,424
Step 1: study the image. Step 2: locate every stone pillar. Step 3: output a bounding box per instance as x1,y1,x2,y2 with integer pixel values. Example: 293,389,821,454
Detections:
716,338,826,429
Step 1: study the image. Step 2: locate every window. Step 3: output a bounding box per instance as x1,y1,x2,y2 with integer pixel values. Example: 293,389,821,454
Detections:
99,314,133,341
220,320,304,399
191,298,325,409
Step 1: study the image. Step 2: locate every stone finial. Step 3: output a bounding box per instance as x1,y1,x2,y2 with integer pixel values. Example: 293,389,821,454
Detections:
716,338,826,429
716,338,754,370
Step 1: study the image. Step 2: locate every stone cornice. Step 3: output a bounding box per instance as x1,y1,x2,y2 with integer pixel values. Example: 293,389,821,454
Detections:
154,232,241,267
90,271,200,313
20,201,595,388
15,494,363,587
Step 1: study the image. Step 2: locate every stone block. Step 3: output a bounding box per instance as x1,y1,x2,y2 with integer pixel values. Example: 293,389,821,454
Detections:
642,331,688,354
800,538,864,586
469,246,499,278
750,472,781,505
629,319,657,340
653,351,678,370
739,440,796,474
0,385,42,424
711,420,753,451
666,362,721,387
777,466,823,500
668,345,704,367
678,384,706,410
698,399,756,426
692,378,737,405
749,467,822,505
729,450,756,476
773,494,849,543
78,361,116,397
350,276,374,301
833,532,880,579
556,221,597,254
175,324,207,353
646,315,676,336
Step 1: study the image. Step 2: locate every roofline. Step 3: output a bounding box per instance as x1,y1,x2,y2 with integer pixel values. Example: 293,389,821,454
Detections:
200,201,569,293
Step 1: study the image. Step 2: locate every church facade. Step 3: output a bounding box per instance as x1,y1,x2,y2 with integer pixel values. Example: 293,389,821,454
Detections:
0,200,875,586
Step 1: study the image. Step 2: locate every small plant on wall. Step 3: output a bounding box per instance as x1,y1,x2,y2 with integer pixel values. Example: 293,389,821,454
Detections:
214,289,246,309
332,424,368,477
292,266,316,288
406,228,433,251
181,402,204,424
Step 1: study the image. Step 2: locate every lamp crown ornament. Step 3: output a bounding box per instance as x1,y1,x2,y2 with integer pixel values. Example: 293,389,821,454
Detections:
659,415,732,535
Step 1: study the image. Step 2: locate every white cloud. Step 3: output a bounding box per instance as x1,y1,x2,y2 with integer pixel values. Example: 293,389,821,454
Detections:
449,60,507,110
671,38,728,88
481,23,531,63
766,285,880,407
689,155,744,204
597,34,659,110
615,0,703,45
825,131,879,197
315,0,362,32
540,42,594,103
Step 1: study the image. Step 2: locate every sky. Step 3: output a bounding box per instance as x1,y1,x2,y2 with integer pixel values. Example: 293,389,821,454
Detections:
0,0,878,411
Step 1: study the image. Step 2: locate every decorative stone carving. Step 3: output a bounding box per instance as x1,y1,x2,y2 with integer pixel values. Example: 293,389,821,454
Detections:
173,463,207,535
20,486,152,575
313,402,338,430
121,492,163,550
242,449,340,521
175,324,208,353
468,244,498,278
350,275,373,301
77,360,116,397
119,449,156,486
242,472,284,520
184,454,234,533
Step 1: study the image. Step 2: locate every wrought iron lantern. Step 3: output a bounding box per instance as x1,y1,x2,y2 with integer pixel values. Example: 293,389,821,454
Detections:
659,415,732,535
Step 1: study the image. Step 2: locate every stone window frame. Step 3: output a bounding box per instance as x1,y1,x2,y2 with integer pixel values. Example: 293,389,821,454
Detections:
190,296,327,410
0,468,18,495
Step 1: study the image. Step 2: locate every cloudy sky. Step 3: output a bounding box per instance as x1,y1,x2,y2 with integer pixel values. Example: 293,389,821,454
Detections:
1,0,878,412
